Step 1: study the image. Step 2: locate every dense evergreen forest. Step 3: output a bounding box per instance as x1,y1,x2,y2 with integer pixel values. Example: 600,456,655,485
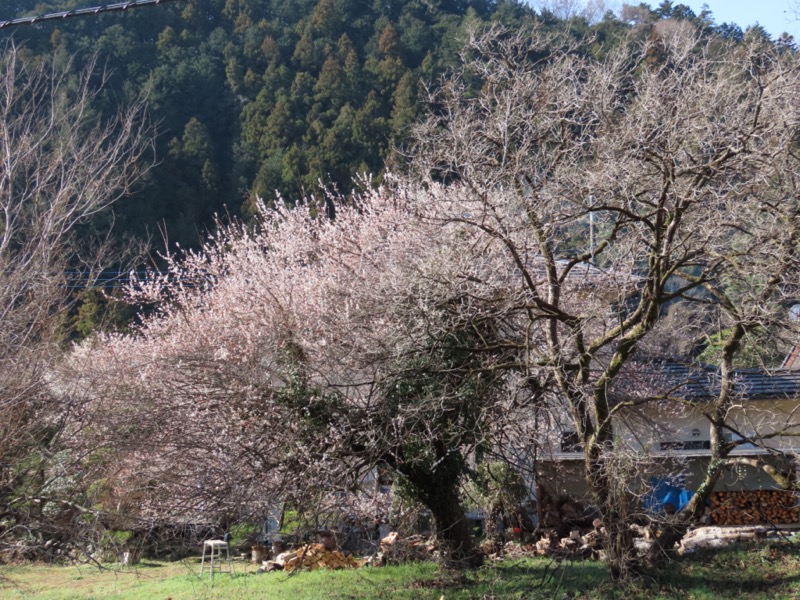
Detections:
0,0,781,250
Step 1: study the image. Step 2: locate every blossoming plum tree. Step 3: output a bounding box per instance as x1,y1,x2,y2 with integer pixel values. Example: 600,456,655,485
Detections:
64,182,535,566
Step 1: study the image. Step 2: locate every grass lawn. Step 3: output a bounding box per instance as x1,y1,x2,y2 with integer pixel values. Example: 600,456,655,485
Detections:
2,540,800,599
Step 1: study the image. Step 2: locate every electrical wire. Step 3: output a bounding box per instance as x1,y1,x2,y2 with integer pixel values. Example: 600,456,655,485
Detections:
0,0,187,30
60,270,210,290
62,271,198,289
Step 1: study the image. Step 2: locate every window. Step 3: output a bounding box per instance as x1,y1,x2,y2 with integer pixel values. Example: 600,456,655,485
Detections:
560,431,583,452
659,440,711,451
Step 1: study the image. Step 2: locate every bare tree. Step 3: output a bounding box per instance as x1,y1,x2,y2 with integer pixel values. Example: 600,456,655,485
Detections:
0,44,151,559
408,24,800,577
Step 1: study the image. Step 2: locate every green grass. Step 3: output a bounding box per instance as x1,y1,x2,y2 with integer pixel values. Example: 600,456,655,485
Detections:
2,540,800,599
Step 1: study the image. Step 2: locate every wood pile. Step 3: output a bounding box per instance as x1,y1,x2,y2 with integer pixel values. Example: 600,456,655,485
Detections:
479,529,605,562
275,543,362,571
550,528,601,559
710,490,799,525
380,532,436,563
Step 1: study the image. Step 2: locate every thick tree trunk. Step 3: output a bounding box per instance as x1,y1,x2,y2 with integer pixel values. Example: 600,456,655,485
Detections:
648,413,726,565
648,346,743,566
405,465,483,569
426,483,482,568
603,510,636,580
586,451,637,580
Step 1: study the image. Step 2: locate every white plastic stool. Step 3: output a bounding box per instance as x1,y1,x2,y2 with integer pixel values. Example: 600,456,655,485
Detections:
200,539,232,579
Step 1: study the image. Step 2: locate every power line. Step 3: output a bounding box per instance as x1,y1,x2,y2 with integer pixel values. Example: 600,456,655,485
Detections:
0,0,188,30
63,270,203,289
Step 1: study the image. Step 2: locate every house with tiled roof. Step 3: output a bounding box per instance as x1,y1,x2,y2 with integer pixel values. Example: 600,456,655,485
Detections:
535,358,800,515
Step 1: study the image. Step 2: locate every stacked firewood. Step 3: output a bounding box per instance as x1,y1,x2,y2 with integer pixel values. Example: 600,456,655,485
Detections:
710,490,799,525
276,543,362,571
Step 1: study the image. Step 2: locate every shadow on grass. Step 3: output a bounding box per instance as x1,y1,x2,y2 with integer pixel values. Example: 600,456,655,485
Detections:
450,545,800,600
364,544,800,600
440,558,612,599
135,561,165,569
654,572,800,596
635,542,800,599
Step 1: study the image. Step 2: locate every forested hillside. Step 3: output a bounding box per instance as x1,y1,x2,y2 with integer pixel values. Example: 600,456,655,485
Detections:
1,0,515,247
1,0,762,250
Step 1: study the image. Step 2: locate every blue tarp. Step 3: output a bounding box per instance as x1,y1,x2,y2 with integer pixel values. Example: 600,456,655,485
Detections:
644,477,695,513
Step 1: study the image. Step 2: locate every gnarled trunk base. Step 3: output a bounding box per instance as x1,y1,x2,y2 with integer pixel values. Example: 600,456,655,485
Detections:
405,470,483,569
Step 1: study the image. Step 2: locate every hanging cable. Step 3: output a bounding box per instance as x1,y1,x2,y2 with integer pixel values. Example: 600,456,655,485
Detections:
0,0,187,30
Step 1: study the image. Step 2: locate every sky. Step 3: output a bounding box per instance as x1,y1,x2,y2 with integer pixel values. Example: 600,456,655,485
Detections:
665,0,799,39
